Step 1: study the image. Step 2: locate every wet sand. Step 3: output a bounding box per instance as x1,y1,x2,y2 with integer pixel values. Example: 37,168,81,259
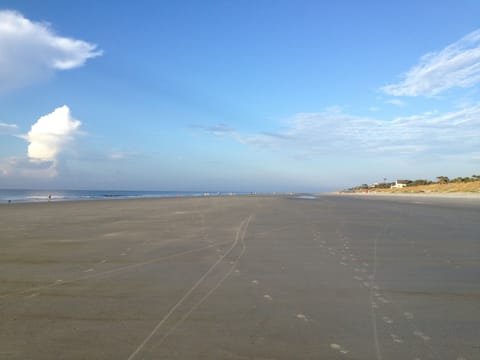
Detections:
1,195,479,359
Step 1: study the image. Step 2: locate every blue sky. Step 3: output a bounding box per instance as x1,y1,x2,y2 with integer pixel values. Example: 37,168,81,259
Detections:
1,0,479,191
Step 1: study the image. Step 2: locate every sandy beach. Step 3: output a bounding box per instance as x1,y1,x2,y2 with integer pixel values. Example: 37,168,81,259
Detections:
332,190,480,203
1,195,479,359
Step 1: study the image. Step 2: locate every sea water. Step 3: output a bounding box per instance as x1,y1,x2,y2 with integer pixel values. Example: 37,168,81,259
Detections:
0,189,247,204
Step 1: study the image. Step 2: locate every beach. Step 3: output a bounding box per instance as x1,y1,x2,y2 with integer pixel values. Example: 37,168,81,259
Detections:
1,195,479,359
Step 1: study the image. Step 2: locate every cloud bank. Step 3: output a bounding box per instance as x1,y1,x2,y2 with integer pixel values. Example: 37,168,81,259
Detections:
382,29,480,97
0,10,102,93
206,107,480,160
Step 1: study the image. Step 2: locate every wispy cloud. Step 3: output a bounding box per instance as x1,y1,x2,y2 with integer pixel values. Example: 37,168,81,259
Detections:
0,122,18,133
382,29,480,97
206,106,480,159
0,10,102,93
204,124,237,137
107,151,141,160
385,98,407,107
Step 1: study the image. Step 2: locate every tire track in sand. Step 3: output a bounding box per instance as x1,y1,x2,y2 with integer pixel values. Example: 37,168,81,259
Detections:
127,214,254,360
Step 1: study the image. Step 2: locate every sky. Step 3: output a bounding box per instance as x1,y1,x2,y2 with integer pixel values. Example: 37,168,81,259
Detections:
1,0,479,192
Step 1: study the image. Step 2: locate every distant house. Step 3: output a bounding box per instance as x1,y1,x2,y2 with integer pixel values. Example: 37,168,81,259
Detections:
391,180,410,189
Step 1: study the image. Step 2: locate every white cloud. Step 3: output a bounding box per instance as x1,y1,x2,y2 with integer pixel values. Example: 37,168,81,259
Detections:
206,106,480,159
385,98,407,107
0,10,102,93
109,152,128,160
1,105,81,178
0,122,18,133
382,29,480,97
108,151,139,160
0,156,56,178
11,105,82,177
204,124,237,137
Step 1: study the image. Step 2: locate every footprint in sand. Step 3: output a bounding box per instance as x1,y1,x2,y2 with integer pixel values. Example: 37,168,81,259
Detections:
413,330,431,341
251,280,259,285
391,334,403,343
403,312,414,320
25,293,40,298
296,313,309,322
382,316,393,324
263,294,273,301
377,296,389,304
330,343,349,354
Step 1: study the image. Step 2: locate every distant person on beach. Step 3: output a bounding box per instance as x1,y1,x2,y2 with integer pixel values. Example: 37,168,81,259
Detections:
48,194,52,201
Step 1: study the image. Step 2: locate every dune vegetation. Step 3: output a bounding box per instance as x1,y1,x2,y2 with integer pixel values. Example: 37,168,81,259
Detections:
350,175,480,193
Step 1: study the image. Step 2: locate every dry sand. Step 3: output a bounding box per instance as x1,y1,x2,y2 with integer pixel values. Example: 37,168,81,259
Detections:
1,195,479,359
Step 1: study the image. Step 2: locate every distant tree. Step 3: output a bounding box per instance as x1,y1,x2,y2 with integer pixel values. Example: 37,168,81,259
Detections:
458,177,470,183
376,182,394,189
409,179,430,186
437,176,449,184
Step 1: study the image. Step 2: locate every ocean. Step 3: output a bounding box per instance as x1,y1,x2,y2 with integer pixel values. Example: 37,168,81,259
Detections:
0,189,248,204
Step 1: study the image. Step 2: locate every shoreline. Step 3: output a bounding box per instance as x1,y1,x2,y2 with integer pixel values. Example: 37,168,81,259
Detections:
3,190,480,207
0,193,273,206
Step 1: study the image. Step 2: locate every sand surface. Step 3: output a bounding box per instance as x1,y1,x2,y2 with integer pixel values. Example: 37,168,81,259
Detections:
1,195,479,359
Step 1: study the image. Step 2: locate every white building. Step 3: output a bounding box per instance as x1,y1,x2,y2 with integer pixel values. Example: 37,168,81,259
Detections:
391,180,409,189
